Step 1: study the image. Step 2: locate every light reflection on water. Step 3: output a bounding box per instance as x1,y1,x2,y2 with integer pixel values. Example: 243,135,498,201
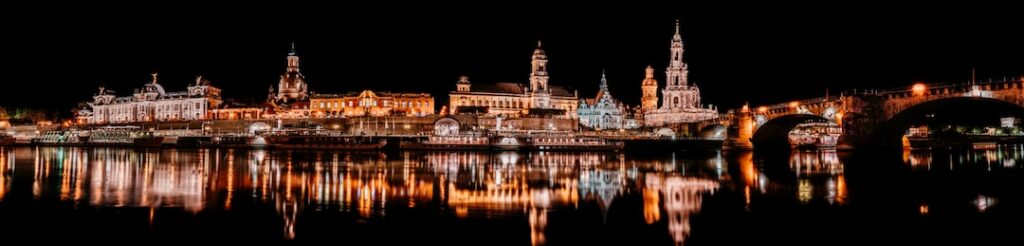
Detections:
0,146,1020,245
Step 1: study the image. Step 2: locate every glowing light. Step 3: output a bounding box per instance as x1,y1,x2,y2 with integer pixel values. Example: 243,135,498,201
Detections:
912,83,927,96
919,204,929,215
975,195,996,212
757,106,768,113
789,101,800,108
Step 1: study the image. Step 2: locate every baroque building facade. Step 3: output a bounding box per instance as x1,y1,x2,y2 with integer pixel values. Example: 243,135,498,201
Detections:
311,90,434,117
643,21,718,126
86,74,223,124
273,43,308,102
448,42,578,118
578,71,639,129
641,65,659,111
266,43,311,119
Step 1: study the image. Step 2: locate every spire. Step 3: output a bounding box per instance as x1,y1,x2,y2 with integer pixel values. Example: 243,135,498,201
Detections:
675,19,680,35
289,42,297,56
537,40,542,48
971,67,977,85
645,65,655,79
672,19,683,41
600,69,608,89
150,73,158,84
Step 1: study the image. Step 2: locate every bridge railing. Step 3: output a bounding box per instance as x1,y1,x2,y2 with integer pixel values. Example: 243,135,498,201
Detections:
722,76,1021,115
848,76,1022,96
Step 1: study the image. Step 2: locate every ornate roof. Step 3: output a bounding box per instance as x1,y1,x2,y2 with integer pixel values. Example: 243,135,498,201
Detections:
472,82,526,94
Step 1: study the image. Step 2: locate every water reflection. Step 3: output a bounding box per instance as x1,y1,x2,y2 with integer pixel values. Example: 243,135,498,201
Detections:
900,144,1023,215
738,150,848,206
0,146,1020,245
904,144,1024,170
0,148,10,201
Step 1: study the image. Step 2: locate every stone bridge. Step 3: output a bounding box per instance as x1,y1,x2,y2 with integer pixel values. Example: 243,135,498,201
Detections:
694,77,1024,150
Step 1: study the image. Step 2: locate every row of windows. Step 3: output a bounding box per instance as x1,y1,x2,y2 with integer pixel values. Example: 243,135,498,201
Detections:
95,112,204,123
458,99,529,108
316,100,431,109
457,98,577,111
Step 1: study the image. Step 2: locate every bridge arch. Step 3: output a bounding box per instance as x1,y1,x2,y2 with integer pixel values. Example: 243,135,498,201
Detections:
872,97,1024,149
751,114,832,149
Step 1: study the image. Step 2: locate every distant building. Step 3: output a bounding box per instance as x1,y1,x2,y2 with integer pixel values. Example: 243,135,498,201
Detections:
578,71,639,130
641,65,659,112
1001,117,1019,128
210,100,264,120
311,90,434,117
643,21,718,126
86,74,222,124
449,41,578,118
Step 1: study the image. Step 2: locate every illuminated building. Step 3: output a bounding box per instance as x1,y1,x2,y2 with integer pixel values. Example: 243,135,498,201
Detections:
641,65,659,111
272,43,308,102
86,74,222,124
210,103,264,120
266,43,311,119
578,71,639,129
448,42,579,118
643,21,718,126
311,90,435,117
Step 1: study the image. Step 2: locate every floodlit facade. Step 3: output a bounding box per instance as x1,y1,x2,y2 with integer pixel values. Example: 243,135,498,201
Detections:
643,21,718,126
311,90,435,117
86,74,222,124
449,42,578,118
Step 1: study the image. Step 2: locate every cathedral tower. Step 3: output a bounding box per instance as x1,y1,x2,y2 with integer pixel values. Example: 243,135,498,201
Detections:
641,65,659,111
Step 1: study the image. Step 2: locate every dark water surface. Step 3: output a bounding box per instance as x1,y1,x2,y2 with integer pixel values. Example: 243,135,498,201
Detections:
0,146,1021,245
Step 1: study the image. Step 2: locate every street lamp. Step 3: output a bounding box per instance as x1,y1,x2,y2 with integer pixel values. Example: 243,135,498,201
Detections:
912,83,927,96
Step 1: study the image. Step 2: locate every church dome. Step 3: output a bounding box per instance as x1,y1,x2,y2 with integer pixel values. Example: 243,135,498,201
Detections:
142,83,166,95
532,40,547,59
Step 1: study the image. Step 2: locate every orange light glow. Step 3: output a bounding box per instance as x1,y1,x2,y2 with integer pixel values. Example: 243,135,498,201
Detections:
912,83,927,96
757,106,768,113
789,101,800,108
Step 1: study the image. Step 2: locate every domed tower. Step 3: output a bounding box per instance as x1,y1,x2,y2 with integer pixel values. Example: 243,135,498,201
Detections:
641,65,659,111
276,42,308,101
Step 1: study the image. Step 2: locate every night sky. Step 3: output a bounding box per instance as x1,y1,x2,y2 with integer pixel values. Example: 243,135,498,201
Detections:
7,7,1022,116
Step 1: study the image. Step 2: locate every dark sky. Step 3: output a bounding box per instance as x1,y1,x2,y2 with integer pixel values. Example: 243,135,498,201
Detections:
6,7,1022,115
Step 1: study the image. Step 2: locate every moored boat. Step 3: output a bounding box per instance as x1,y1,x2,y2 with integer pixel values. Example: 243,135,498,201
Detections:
400,135,491,150
0,133,15,146
525,135,624,151
32,131,70,146
88,128,163,148
268,135,386,150
198,135,266,149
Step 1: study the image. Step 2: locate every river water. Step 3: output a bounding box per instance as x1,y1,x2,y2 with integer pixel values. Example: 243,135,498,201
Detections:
0,146,1020,245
